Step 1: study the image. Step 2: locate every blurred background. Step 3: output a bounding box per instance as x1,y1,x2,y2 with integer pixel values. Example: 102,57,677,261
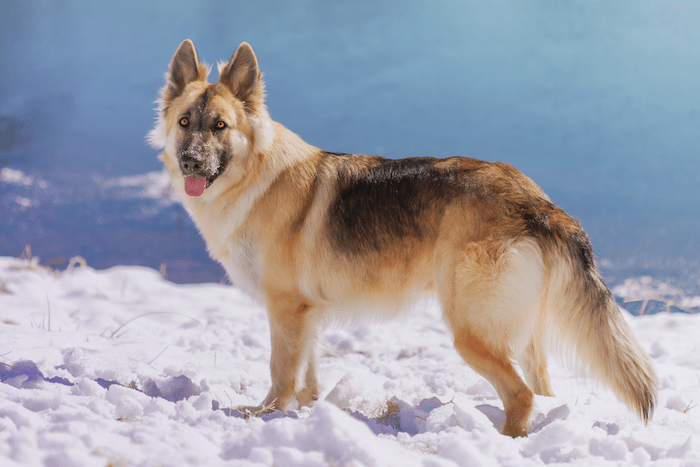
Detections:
1,1,699,307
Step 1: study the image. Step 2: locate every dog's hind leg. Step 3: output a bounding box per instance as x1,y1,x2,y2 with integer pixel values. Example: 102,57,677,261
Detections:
452,326,534,437
517,338,555,397
516,255,555,397
437,238,545,436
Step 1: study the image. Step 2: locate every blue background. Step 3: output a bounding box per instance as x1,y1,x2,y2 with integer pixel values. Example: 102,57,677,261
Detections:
1,1,699,296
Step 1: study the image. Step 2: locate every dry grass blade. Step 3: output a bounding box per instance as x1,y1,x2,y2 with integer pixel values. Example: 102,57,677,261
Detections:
623,296,695,315
234,399,278,420
66,256,87,271
110,312,202,338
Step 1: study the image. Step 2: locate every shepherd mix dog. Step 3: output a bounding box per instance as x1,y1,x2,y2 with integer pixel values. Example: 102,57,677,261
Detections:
148,40,657,437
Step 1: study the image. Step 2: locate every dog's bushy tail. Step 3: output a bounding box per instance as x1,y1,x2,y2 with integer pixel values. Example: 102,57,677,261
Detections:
541,222,657,422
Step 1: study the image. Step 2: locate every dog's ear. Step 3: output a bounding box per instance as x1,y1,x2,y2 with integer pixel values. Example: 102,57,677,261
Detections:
164,39,208,102
219,42,265,111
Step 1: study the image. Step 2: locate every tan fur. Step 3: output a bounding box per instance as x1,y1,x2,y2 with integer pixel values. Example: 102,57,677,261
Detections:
150,40,657,436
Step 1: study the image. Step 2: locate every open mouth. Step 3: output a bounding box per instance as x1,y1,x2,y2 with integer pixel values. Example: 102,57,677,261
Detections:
181,153,228,197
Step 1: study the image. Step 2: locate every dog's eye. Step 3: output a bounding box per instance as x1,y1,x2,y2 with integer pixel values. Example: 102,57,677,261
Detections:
179,117,189,127
215,121,226,130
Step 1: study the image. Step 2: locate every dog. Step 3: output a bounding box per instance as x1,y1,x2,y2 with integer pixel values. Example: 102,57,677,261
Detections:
148,40,657,437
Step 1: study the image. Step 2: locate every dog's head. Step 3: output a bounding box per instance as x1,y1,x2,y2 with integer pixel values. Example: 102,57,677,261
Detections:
149,40,272,198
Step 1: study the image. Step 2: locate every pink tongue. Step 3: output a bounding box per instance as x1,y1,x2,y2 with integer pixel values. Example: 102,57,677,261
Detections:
184,176,206,197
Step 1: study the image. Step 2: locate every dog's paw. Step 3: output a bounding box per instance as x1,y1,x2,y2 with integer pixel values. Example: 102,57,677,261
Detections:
295,388,319,409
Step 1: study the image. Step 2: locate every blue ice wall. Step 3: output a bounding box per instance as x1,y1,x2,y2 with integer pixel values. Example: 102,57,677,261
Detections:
1,1,699,290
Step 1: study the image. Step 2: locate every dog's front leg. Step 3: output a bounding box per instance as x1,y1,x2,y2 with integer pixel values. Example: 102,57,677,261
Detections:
259,297,318,412
296,349,319,408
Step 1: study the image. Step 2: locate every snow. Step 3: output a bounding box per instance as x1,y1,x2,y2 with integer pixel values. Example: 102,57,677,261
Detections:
101,171,174,202
1,257,699,466
0,168,36,187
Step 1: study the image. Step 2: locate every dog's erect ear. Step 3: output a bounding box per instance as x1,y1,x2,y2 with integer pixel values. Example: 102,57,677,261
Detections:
164,39,208,102
149,39,208,150
219,42,265,111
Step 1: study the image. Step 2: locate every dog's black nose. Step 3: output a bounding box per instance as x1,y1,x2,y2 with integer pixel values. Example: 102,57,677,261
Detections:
180,156,201,175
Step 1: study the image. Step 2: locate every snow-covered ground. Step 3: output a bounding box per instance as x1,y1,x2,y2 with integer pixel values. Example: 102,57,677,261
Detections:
1,256,699,466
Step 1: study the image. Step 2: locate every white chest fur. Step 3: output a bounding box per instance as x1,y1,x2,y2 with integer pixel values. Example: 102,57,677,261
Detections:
220,238,264,302
182,194,266,303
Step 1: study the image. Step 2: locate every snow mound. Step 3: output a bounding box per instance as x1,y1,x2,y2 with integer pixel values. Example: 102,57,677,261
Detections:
1,256,699,466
